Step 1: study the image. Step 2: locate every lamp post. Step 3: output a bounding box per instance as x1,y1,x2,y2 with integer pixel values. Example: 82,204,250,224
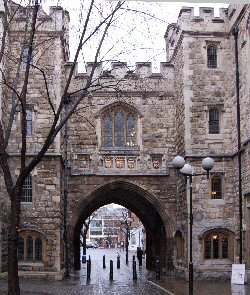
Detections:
172,156,214,295
119,216,133,265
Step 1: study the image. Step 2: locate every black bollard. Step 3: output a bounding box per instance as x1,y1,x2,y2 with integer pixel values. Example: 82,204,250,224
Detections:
109,260,113,280
117,255,120,269
103,255,106,269
133,260,137,280
89,255,91,274
155,260,161,280
87,260,91,280
133,255,135,263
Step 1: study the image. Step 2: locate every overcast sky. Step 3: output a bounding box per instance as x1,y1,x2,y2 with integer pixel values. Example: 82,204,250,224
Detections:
40,1,229,71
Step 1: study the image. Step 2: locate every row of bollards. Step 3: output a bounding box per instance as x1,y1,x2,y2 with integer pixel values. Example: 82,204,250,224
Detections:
87,254,160,281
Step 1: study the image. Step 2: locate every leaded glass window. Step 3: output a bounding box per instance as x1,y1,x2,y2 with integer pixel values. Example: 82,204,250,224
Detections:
26,109,32,136
205,240,211,259
18,237,24,260
213,237,219,259
209,109,220,134
207,45,217,68
211,176,222,199
27,236,33,260
102,107,137,147
204,233,229,260
114,111,124,146
21,174,32,203
126,115,136,146
35,238,43,260
222,238,228,259
103,114,112,147
18,232,45,262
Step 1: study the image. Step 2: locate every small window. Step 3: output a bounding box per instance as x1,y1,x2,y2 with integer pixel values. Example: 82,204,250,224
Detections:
26,109,32,136
21,174,32,203
207,45,217,68
211,175,222,199
18,232,45,262
209,109,220,134
204,233,230,260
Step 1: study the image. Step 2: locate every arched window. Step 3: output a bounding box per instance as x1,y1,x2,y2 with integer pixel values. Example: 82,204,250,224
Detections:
35,238,43,261
209,108,220,134
204,232,232,260
102,107,137,147
211,175,222,199
18,237,24,260
21,174,32,203
207,45,217,68
18,231,45,263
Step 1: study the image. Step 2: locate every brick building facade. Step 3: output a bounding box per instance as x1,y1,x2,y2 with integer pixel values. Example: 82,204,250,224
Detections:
0,2,249,280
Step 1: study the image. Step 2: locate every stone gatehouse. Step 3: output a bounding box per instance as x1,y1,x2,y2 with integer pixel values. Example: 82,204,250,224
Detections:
0,2,249,281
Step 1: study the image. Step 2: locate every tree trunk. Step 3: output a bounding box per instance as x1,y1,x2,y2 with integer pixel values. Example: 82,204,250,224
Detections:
8,195,21,295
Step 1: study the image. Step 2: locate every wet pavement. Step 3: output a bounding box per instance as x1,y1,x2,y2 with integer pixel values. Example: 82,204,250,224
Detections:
0,248,249,295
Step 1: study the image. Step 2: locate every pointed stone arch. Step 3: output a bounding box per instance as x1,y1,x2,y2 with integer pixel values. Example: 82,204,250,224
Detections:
67,180,175,271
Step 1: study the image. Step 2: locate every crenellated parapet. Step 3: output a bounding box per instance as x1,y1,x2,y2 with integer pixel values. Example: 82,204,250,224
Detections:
177,6,228,31
8,2,70,34
64,61,174,81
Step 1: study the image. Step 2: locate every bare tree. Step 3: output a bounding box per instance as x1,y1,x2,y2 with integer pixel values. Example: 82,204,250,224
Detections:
0,0,125,293
0,0,170,293
80,213,97,259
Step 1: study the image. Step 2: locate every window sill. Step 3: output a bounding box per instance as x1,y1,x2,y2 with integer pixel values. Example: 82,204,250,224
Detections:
207,199,225,205
206,134,223,140
18,261,44,267
21,202,32,205
201,259,232,265
100,146,140,153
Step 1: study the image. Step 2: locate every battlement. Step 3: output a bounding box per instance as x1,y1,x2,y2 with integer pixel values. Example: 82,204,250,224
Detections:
165,5,230,61
178,6,228,24
165,6,229,40
8,2,70,33
64,61,174,81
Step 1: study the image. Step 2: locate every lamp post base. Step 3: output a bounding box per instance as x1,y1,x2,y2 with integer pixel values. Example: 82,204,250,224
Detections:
189,262,193,295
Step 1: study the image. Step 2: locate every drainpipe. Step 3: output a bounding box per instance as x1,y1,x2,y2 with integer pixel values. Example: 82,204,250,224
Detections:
63,95,70,277
233,26,243,264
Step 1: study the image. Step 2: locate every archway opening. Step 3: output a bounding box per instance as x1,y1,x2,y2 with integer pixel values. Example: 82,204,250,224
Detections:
69,182,173,272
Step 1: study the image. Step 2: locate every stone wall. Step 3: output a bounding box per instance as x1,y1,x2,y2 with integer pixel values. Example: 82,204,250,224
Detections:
0,2,68,276
166,4,250,278
0,1,249,279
